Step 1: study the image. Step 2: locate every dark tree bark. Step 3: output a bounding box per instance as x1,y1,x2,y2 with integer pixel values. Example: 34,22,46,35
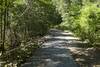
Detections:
0,0,3,41
0,0,4,54
1,0,8,54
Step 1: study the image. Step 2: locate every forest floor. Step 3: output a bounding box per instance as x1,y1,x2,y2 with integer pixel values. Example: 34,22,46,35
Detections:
21,29,100,67
70,46,100,67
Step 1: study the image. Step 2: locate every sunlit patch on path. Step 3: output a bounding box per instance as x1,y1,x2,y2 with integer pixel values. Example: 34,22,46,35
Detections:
21,29,79,67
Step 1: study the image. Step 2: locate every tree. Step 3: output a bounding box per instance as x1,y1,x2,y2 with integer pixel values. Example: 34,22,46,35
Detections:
52,0,100,46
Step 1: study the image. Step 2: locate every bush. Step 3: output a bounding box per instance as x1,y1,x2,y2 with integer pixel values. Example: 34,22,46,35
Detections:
73,3,100,45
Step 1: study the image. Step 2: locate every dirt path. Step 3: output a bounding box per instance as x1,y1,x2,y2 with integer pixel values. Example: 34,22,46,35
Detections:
21,29,80,67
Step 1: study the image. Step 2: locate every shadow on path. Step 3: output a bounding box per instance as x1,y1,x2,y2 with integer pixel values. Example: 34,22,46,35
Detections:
21,29,78,67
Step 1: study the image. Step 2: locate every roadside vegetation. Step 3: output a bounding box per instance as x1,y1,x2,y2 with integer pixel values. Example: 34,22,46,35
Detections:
52,0,100,47
0,0,100,67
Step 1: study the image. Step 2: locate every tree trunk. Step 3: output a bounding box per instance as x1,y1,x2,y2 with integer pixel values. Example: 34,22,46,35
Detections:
2,0,8,54
0,0,3,52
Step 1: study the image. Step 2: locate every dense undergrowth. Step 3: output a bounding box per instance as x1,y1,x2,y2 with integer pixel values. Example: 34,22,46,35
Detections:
0,37,44,67
0,0,61,66
0,0,100,67
53,0,100,47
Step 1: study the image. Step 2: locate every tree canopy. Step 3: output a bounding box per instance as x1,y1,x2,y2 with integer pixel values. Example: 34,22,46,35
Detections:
0,0,100,66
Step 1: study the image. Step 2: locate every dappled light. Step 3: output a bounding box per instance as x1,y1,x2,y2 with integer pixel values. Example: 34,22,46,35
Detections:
0,0,100,67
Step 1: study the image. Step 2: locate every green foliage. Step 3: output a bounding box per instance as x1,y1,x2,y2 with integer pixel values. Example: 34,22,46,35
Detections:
0,41,40,67
0,0,61,51
52,0,100,46
0,0,61,66
73,3,100,45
